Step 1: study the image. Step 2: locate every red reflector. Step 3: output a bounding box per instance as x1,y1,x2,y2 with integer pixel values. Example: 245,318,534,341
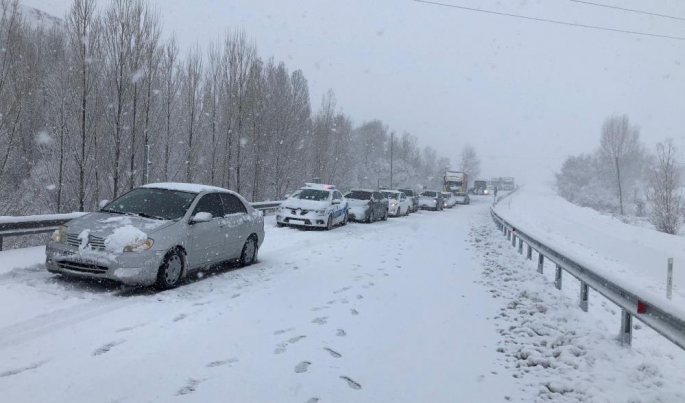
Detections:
512,228,516,232
637,300,647,314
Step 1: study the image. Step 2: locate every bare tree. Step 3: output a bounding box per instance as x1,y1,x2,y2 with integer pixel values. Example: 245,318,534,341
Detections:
600,114,641,215
459,144,481,187
648,139,682,235
159,35,179,181
180,45,203,183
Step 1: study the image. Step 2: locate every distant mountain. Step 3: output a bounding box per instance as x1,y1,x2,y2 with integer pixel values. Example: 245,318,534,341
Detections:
20,5,62,29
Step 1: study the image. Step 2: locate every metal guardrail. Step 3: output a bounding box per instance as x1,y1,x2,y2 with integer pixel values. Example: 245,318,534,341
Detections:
0,201,284,251
491,203,685,351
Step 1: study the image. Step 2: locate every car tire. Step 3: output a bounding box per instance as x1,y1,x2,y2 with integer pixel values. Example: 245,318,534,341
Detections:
367,209,374,223
341,212,348,226
381,209,388,221
326,215,333,231
239,235,258,266
277,222,285,228
155,249,185,290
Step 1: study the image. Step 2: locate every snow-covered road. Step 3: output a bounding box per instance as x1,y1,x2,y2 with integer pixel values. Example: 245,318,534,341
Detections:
0,198,517,402
3,194,685,403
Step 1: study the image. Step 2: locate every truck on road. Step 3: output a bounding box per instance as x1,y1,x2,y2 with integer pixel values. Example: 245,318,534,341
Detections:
443,171,468,194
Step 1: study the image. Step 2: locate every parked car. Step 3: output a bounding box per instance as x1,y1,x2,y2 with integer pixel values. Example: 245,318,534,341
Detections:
344,189,388,223
418,191,444,211
441,192,457,209
398,188,419,213
454,192,471,205
380,190,411,217
277,183,348,230
46,183,265,289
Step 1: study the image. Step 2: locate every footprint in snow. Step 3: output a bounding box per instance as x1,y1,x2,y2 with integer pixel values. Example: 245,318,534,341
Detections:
173,313,188,322
176,378,203,396
231,293,241,299
206,358,239,368
0,360,48,378
294,361,311,373
288,335,307,344
340,376,362,390
306,398,320,403
324,347,342,358
334,286,351,294
312,317,328,325
336,329,347,337
350,309,359,316
356,295,363,300
274,328,295,335
92,340,125,356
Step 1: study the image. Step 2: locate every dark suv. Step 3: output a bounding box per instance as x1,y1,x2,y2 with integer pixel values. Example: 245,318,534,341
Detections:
398,189,419,213
344,190,389,222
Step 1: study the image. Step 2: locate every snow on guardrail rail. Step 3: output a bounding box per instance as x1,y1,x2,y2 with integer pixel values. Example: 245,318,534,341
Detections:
491,201,685,351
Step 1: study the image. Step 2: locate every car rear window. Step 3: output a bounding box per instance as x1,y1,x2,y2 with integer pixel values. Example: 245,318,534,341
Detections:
421,191,437,197
381,192,398,199
346,191,372,200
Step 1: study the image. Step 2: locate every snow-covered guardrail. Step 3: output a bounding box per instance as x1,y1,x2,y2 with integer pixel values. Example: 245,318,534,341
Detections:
490,206,685,351
0,201,284,251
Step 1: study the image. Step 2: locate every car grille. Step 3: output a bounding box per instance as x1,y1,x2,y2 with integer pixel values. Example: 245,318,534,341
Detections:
290,209,310,216
66,233,106,251
57,260,108,274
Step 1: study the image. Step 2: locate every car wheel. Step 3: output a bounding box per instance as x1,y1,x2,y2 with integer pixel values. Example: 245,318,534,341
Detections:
341,212,348,226
155,249,185,290
277,222,285,228
239,235,258,266
326,214,333,231
382,209,388,221
367,209,374,223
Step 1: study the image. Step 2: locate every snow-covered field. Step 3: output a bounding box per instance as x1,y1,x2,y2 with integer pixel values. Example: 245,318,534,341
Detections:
1,195,685,402
494,186,685,308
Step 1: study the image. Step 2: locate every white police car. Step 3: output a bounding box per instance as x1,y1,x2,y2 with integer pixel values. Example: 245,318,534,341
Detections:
276,184,349,230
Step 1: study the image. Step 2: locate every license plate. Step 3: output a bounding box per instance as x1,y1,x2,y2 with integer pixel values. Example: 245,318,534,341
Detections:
289,219,305,225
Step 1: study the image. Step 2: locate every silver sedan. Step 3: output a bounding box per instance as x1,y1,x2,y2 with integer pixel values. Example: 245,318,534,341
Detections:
45,183,265,289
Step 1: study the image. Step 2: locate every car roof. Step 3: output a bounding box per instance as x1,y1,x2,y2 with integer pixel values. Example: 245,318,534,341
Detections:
142,182,230,194
380,189,402,194
348,189,376,193
302,183,337,191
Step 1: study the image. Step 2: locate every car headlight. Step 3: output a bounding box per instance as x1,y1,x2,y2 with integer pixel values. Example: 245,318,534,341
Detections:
391,202,398,206
123,238,154,252
315,209,327,215
51,226,67,243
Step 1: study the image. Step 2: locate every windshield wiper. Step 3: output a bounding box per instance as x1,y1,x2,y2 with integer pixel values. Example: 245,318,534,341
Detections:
100,208,126,215
135,212,166,220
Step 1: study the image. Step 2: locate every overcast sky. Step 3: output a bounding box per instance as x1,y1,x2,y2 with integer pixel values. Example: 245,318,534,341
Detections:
26,0,685,184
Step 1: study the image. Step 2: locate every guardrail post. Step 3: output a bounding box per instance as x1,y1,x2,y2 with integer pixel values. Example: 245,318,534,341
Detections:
526,245,532,260
667,258,673,300
518,238,523,255
506,229,511,241
555,264,562,290
511,234,516,247
537,253,544,273
579,281,589,312
619,309,632,346
0,236,3,251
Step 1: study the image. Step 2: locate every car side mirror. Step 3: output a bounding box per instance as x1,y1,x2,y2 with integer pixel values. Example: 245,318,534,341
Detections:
99,200,110,209
190,212,213,224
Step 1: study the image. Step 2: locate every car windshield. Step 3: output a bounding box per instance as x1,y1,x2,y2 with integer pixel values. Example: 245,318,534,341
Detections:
381,192,398,199
346,191,372,200
398,189,413,196
421,191,437,197
298,189,330,201
101,188,197,220
456,193,467,197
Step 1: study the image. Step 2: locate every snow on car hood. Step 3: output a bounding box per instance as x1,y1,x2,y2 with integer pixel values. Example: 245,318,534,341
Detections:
346,199,371,207
65,212,172,240
280,199,331,210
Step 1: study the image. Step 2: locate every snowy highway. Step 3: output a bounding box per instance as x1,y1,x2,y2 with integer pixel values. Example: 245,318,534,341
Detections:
2,196,685,402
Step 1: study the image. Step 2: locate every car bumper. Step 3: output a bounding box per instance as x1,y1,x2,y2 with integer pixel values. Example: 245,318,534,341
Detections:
276,211,329,228
419,200,437,209
347,206,369,221
45,242,164,286
388,205,401,216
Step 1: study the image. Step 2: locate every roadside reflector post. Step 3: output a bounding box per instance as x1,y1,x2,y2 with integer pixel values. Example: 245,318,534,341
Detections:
537,253,544,274
579,281,589,312
526,245,532,260
518,238,523,255
667,258,673,300
555,264,562,290
619,309,632,347
511,233,516,247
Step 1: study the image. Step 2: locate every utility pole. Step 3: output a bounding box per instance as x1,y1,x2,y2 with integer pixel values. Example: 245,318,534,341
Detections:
615,156,623,215
390,131,394,189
